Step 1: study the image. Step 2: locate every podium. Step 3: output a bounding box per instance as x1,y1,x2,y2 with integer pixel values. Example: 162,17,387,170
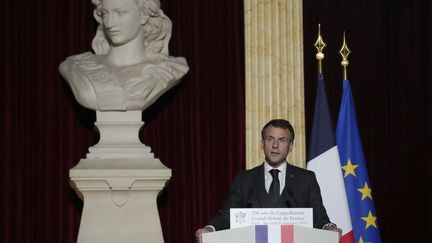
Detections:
203,225,338,243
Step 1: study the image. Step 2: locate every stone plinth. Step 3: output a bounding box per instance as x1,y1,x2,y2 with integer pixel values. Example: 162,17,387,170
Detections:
70,158,171,243
88,111,153,159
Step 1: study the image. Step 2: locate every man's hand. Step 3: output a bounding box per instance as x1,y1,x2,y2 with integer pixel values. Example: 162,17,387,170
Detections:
195,226,214,243
323,225,342,242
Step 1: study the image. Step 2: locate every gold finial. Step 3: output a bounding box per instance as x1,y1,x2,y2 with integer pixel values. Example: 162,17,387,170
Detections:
314,24,326,74
339,31,351,80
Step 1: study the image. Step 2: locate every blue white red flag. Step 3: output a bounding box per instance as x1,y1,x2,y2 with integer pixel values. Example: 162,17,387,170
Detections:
307,74,354,243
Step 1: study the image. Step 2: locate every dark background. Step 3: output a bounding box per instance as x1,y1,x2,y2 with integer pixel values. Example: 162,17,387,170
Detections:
1,0,431,242
304,1,432,242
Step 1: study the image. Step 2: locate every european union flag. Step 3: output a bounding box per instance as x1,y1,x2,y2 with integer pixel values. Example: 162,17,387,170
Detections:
336,80,382,243
307,74,354,243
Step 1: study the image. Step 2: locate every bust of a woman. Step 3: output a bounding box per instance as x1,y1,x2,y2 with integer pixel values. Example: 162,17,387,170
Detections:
59,0,188,111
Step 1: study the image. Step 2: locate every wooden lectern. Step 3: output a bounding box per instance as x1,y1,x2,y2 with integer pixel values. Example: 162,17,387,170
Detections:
203,225,338,243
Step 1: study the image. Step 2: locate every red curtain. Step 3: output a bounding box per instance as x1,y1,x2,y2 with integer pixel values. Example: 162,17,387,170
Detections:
3,0,432,243
0,0,245,243
147,1,245,242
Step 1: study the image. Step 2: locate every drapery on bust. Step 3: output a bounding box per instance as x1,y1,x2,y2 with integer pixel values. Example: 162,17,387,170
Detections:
59,0,189,111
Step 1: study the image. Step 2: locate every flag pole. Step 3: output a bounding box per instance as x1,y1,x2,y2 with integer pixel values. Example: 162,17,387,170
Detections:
314,24,326,74
309,25,355,243
339,32,351,80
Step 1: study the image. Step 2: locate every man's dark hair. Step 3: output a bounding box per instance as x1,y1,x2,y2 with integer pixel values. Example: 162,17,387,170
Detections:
261,119,295,143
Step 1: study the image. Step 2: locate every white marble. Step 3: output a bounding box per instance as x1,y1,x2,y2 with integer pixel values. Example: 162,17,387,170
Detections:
59,0,189,111
87,111,153,159
70,158,171,243
59,1,186,242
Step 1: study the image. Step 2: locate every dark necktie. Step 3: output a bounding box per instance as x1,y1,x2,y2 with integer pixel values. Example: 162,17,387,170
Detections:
268,169,280,203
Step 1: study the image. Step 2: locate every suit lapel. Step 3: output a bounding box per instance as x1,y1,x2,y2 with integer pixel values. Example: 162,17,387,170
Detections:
254,164,267,207
284,163,297,190
255,162,298,207
282,163,298,207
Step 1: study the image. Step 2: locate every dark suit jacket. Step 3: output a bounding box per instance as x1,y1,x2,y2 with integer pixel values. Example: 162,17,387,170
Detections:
208,162,331,230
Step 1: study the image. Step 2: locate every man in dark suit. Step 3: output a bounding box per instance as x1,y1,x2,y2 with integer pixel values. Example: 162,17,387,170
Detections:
195,119,341,242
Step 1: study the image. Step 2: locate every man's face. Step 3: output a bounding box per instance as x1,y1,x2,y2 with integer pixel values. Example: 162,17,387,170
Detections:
261,126,293,167
100,0,146,46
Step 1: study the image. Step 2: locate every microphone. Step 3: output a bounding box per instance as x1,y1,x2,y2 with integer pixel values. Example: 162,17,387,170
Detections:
286,188,299,208
282,195,292,208
245,188,254,208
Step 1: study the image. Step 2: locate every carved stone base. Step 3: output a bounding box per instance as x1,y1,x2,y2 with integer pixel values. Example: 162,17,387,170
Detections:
70,158,171,243
87,111,154,159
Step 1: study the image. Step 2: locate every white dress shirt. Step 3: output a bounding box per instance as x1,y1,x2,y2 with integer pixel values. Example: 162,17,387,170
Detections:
264,161,287,195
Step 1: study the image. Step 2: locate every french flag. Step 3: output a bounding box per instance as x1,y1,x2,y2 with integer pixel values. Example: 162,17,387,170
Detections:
254,225,294,243
306,74,354,243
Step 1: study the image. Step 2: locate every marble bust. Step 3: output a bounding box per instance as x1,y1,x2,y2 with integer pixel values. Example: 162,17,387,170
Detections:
59,0,189,111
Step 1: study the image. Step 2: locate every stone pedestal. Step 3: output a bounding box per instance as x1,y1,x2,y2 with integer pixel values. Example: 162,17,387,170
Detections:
70,111,170,243
70,158,171,243
87,111,153,159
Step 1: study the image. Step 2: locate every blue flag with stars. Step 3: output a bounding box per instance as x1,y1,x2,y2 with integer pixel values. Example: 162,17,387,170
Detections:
336,80,382,243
